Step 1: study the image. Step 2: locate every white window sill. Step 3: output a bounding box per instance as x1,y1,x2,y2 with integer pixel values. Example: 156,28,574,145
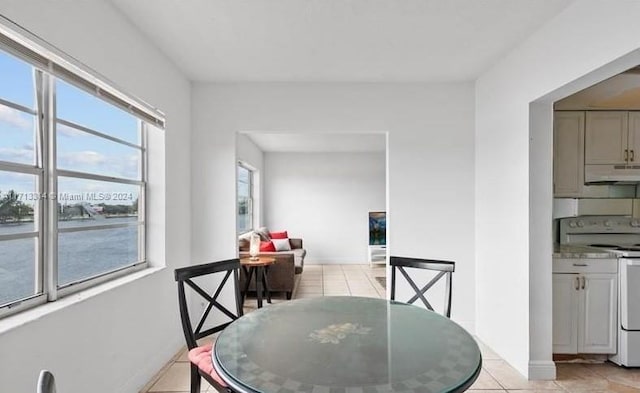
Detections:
0,266,165,335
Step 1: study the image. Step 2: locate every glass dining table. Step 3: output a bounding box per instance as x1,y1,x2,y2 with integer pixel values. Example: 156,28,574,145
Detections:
213,296,481,393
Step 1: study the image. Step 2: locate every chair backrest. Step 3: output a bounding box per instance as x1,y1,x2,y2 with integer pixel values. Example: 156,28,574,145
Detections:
37,370,56,393
389,256,455,318
174,259,243,349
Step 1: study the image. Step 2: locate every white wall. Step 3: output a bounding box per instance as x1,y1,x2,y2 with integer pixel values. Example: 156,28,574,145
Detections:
0,2,191,392
236,133,265,227
475,0,640,379
264,152,385,263
191,82,477,330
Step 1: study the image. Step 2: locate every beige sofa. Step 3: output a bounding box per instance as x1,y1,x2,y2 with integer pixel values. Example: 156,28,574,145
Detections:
239,238,306,300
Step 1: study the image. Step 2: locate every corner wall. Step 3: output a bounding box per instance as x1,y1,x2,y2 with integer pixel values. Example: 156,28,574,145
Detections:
0,2,191,392
475,0,640,378
191,82,477,330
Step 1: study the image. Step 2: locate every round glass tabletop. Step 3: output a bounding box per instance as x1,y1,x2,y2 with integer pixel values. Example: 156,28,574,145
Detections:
214,296,481,393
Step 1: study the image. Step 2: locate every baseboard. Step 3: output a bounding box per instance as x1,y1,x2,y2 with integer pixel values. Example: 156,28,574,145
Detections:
119,336,184,393
528,360,556,380
456,320,475,335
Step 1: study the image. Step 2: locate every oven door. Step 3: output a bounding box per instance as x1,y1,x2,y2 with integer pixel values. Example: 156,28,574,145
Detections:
621,259,640,331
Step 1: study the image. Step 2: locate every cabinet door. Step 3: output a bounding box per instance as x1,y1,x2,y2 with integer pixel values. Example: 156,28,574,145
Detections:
578,273,617,354
585,111,628,165
554,112,585,197
628,112,640,165
553,274,580,354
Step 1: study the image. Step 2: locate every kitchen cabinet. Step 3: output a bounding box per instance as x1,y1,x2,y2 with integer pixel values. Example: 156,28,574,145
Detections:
630,112,640,163
554,111,585,197
553,260,617,354
581,274,617,353
585,111,640,165
552,274,580,353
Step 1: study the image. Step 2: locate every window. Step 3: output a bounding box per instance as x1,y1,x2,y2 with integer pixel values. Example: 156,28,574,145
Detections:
237,163,253,233
0,25,163,317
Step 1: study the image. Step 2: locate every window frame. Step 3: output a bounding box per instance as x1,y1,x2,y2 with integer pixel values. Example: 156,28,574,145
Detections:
237,162,255,234
0,22,159,318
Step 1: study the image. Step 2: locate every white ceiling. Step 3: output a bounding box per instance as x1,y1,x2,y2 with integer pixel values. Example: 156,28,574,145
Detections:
110,0,573,82
244,133,386,153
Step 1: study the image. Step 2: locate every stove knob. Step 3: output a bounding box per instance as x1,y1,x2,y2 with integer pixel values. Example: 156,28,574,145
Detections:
632,220,640,227
605,220,612,227
577,220,585,228
569,221,577,228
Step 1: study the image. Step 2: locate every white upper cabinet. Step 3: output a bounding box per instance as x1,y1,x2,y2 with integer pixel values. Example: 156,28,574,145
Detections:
628,112,640,163
554,111,585,197
585,111,629,165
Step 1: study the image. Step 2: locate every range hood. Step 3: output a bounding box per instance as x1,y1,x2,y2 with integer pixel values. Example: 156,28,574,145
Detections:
585,164,640,183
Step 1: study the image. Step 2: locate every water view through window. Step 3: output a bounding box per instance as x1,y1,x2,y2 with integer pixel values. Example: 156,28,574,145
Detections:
58,218,139,286
0,47,146,312
0,219,139,305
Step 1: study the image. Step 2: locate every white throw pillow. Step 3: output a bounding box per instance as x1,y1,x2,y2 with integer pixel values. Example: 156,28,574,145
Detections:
272,238,291,251
254,226,271,241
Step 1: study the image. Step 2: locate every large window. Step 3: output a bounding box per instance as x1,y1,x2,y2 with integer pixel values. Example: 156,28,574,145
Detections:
237,163,254,233
0,28,161,317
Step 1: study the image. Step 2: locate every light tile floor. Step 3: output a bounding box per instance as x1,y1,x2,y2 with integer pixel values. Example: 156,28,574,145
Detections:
142,264,640,393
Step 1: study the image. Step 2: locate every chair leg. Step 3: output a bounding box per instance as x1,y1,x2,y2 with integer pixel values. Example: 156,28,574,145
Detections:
190,364,201,393
286,291,292,300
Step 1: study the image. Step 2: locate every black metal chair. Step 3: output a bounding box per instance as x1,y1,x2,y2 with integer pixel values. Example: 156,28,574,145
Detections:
175,259,243,393
36,370,56,393
389,256,455,318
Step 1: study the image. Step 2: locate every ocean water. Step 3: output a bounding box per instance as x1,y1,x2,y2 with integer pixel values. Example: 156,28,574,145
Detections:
0,216,138,306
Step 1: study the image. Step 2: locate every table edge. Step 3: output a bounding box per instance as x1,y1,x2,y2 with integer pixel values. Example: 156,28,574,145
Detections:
213,297,483,393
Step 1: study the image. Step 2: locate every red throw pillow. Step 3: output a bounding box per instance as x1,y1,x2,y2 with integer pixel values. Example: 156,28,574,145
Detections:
269,231,288,239
259,241,276,252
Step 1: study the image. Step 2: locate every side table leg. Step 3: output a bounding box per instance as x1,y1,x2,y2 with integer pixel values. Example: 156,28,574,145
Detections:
256,266,264,308
262,266,272,304
241,266,254,305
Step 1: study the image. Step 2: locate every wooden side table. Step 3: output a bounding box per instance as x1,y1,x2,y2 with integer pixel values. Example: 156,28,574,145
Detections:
240,257,276,308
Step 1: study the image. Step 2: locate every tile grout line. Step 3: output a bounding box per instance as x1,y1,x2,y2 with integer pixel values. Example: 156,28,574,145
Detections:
362,265,385,298
342,264,353,296
480,363,508,392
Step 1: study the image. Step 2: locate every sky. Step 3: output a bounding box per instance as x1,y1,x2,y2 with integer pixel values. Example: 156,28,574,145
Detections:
0,50,141,208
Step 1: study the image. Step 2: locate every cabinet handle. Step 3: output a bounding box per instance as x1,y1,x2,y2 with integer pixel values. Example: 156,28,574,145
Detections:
632,150,635,162
581,276,586,290
575,276,580,290
625,149,629,162
573,263,588,266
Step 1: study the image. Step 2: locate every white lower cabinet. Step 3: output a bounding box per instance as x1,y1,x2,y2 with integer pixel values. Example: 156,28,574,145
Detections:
553,261,617,354
553,274,580,353
580,274,617,353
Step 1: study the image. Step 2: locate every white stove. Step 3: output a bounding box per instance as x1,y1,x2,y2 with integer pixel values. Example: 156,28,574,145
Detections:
561,215,640,256
560,215,640,366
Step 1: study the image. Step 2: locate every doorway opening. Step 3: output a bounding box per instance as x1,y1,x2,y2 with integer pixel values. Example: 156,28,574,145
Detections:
235,131,389,300
530,50,640,379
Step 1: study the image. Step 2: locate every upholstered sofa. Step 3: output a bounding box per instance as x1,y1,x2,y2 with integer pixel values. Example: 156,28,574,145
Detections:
238,236,306,300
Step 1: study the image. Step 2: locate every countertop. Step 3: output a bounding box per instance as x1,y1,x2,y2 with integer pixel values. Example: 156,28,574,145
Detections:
553,244,618,259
